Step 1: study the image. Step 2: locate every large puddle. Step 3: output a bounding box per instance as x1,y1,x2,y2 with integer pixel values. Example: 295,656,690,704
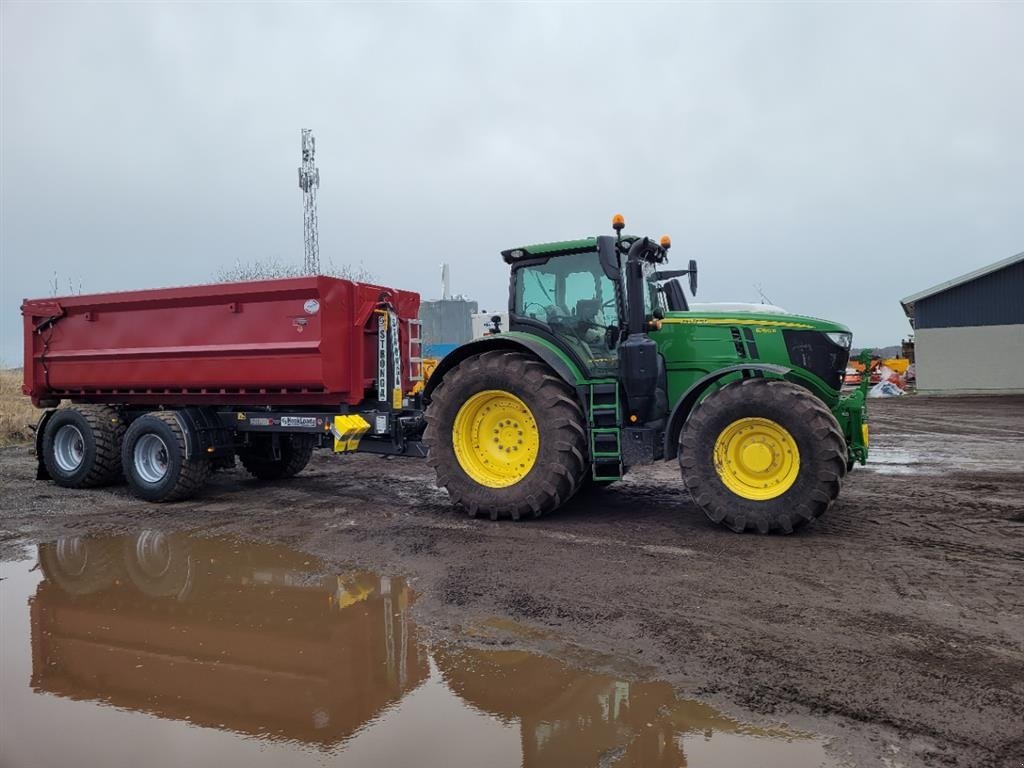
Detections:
1,533,836,767
865,431,1024,475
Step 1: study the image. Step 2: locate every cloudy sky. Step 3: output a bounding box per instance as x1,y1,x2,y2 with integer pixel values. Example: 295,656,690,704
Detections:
2,2,1021,364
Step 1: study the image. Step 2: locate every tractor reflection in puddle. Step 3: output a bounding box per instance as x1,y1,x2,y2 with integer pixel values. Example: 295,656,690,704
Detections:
434,646,797,767
30,532,817,767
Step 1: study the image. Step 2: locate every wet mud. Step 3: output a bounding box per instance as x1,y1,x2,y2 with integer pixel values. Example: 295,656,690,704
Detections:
1,395,1023,767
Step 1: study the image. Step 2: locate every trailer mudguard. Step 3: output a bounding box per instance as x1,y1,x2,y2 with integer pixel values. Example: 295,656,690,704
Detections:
422,334,585,404
34,409,57,480
662,364,791,461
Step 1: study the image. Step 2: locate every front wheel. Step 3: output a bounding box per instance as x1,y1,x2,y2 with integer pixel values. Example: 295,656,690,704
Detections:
122,412,211,502
679,378,847,534
424,351,588,520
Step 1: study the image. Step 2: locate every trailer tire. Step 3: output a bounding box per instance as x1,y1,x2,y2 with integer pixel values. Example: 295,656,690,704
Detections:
122,412,211,502
238,434,315,480
123,531,194,598
424,350,588,520
41,405,125,488
679,378,847,534
38,536,121,595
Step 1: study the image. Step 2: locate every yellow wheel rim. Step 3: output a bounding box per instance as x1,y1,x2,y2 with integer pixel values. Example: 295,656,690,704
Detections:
713,417,800,500
452,390,539,488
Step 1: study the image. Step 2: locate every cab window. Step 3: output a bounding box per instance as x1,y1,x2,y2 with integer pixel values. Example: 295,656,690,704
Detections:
513,251,620,375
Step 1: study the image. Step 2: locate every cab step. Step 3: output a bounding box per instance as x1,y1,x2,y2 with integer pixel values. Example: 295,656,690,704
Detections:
588,382,623,481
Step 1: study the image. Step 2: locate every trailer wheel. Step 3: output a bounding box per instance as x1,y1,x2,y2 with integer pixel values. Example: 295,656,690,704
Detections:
122,412,211,502
238,434,315,480
122,531,194,598
424,350,588,520
38,536,121,595
41,405,125,488
679,378,847,534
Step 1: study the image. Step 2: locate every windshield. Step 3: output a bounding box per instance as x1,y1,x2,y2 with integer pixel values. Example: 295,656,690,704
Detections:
619,260,665,320
643,261,665,314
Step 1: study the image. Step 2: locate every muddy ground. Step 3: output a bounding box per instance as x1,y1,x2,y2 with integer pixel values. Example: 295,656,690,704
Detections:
1,395,1022,768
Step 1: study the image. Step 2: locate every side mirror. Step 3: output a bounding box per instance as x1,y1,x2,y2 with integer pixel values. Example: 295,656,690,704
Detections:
654,260,698,297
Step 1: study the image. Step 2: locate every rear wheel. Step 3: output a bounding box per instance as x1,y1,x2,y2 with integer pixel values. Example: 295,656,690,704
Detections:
424,351,588,520
238,434,315,480
41,405,125,488
679,378,847,534
122,412,211,502
38,536,121,595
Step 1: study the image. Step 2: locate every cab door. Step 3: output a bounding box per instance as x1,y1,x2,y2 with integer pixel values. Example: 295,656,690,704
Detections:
511,251,621,378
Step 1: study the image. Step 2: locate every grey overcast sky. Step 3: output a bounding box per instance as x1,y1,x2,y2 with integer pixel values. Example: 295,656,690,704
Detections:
2,2,1022,364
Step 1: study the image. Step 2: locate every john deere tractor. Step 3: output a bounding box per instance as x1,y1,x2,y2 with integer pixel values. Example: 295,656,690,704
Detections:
423,215,868,533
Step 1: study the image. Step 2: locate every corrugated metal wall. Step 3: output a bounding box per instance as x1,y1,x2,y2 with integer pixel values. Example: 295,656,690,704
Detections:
419,299,478,356
916,260,1024,329
916,325,1024,393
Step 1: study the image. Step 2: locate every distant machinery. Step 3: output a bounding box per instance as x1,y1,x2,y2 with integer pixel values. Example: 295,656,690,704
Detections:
298,129,320,275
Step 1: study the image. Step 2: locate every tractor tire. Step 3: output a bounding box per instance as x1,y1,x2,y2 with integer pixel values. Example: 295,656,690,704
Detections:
122,411,212,502
238,434,315,480
40,405,125,488
679,378,848,534
424,350,588,520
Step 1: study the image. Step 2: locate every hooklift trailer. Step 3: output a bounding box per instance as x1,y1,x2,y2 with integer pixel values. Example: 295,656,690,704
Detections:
23,277,427,501
22,215,869,533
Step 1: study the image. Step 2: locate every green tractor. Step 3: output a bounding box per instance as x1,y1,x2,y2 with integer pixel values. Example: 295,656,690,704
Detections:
423,215,868,533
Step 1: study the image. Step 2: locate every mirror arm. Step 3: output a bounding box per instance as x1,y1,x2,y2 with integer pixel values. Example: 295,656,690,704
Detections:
653,269,692,281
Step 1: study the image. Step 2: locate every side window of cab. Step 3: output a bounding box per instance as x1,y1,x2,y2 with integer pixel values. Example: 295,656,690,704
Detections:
513,252,620,376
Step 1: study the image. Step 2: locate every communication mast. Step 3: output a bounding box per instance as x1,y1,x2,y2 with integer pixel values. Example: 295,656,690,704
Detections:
298,129,320,274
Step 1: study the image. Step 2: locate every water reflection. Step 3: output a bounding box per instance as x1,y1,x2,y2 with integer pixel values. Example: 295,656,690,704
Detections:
31,533,425,746
9,532,833,768
436,646,796,767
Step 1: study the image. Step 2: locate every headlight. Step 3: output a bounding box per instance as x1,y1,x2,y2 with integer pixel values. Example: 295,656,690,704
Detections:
826,332,852,349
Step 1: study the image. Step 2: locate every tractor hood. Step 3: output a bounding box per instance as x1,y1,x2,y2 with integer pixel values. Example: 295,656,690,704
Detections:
661,309,851,335
656,308,854,396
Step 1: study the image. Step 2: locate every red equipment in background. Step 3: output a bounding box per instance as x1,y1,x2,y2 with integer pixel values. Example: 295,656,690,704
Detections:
21,277,421,408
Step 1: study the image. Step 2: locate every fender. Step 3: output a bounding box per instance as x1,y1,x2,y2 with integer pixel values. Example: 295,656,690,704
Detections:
173,407,235,459
663,364,790,460
422,335,584,404
34,409,56,480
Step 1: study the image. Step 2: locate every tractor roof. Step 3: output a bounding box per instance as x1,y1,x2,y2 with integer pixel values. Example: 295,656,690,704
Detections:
501,237,597,264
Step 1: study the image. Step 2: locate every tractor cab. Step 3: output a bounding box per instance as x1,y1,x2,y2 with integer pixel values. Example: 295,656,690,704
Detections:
500,217,697,381
502,241,620,376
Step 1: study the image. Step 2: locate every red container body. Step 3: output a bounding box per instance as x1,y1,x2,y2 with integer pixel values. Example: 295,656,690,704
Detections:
21,276,420,408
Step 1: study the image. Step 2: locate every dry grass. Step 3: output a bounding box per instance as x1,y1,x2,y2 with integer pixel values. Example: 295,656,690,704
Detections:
0,369,37,447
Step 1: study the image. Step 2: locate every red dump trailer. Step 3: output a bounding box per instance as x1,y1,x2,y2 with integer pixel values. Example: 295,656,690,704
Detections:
21,276,425,501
